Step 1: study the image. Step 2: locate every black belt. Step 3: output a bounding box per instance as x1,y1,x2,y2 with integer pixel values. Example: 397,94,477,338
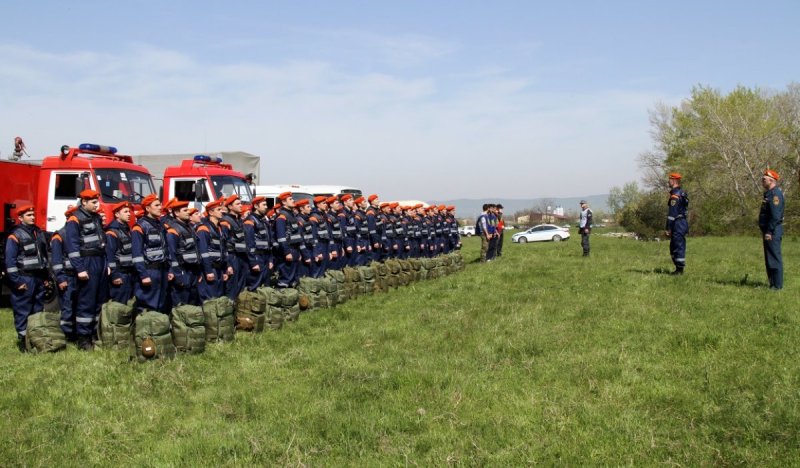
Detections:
80,250,104,257
145,261,167,269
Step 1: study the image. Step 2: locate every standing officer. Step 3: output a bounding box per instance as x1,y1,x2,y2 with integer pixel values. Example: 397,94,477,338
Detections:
366,194,384,263
274,192,304,288
65,189,107,350
665,173,689,275
131,194,172,313
165,200,201,305
243,196,272,290
294,198,317,277
354,196,371,266
578,200,593,257
221,195,248,299
5,205,49,352
759,169,784,290
196,199,230,301
51,206,78,340
339,194,357,266
105,202,136,304
325,196,345,269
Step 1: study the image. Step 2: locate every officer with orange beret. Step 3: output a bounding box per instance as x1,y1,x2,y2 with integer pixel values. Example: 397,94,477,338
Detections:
759,168,784,289
665,173,689,275
131,194,172,313
165,200,201,305
196,199,231,300
243,196,273,290
4,205,50,352
105,201,136,305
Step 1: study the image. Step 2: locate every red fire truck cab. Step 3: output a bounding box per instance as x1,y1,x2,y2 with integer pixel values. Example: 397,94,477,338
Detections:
161,155,253,211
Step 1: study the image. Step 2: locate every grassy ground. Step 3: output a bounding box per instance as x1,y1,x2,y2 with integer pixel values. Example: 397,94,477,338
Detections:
0,232,797,466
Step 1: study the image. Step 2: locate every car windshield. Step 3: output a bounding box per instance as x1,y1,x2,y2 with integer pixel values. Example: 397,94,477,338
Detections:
210,175,253,202
95,169,156,204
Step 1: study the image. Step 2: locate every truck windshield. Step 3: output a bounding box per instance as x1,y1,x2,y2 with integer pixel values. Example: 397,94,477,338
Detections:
95,169,156,204
210,175,253,202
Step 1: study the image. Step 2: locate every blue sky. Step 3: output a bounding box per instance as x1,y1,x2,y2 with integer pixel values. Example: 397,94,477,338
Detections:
2,1,798,201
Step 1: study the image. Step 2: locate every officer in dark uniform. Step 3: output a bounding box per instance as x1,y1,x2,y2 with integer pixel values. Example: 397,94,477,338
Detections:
310,196,332,275
165,200,201,305
665,173,689,275
339,194,358,266
294,198,317,277
325,196,345,270
446,206,461,251
759,169,785,290
221,195,249,300
131,194,172,313
5,205,50,352
274,192,304,287
379,203,395,260
105,201,136,304
393,204,408,259
354,196,371,266
578,200,593,257
65,189,107,350
196,199,230,301
51,206,78,340
365,194,384,263
243,196,272,290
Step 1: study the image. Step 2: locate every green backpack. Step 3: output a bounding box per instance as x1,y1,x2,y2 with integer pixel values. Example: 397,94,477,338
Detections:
171,304,206,354
25,311,66,353
277,288,300,322
131,311,176,362
98,299,135,350
257,287,284,330
236,290,267,332
325,270,346,304
203,297,236,342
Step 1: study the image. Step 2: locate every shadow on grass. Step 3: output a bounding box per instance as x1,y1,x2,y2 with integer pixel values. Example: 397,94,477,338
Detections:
626,267,674,275
711,274,769,289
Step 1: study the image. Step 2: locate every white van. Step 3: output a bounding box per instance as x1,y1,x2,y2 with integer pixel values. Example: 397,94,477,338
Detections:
253,184,313,208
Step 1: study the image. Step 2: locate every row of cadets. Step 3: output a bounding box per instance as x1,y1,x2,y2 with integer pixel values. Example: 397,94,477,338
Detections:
243,196,273,291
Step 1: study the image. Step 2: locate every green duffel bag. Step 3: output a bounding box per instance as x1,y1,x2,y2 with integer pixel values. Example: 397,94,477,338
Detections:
298,277,323,294
236,290,267,332
399,259,411,272
371,261,388,277
25,311,66,353
257,287,284,330
399,271,413,286
358,265,375,281
440,255,452,266
277,288,300,322
132,311,176,362
320,276,337,294
325,270,347,304
172,304,206,354
98,299,135,350
409,258,422,271
203,297,236,343
386,259,401,275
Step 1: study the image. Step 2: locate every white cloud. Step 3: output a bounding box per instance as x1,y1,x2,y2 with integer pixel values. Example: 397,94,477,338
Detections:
0,41,666,201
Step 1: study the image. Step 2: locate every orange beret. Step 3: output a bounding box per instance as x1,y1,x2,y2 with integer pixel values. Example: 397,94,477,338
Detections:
133,208,144,218
437,205,446,211
163,198,177,210
295,199,310,207
187,207,198,215
251,196,266,205
225,194,239,206
79,189,99,200
141,194,159,207
354,196,365,204
313,195,327,204
15,204,34,217
389,202,399,208
205,199,224,212
764,168,780,181
340,194,352,202
414,204,424,209
447,205,455,211
668,172,682,180
170,200,189,210
110,201,131,213
326,196,338,204
368,194,379,202
277,192,292,201
380,202,389,208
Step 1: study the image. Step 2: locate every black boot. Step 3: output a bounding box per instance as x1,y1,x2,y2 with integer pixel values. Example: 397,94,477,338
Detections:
17,335,27,353
671,267,684,275
77,335,94,351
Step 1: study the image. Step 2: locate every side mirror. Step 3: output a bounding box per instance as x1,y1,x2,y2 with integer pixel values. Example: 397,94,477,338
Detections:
194,179,207,201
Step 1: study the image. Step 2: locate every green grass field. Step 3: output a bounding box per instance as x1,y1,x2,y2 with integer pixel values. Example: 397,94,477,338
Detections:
1,233,797,465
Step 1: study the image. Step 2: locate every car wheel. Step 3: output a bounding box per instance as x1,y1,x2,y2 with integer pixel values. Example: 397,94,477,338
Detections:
552,235,562,242
519,237,528,244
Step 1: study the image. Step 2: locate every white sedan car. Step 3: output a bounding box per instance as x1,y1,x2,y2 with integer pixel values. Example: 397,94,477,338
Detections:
512,224,571,243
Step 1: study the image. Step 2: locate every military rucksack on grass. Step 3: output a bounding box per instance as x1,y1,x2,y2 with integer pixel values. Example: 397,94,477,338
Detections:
171,304,206,354
131,311,176,362
25,311,66,353
257,286,285,330
203,297,236,342
98,299,135,350
235,290,267,332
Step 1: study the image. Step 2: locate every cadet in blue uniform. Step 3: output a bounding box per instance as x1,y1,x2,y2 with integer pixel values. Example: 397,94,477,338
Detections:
665,173,689,275
65,189,107,350
105,202,136,304
243,196,272,290
221,195,249,300
353,196,371,266
196,199,230,300
51,206,78,340
131,194,172,313
275,192,304,287
365,194,384,263
759,169,785,290
325,197,345,270
295,199,320,277
165,200,201,305
5,205,50,352
311,196,333,274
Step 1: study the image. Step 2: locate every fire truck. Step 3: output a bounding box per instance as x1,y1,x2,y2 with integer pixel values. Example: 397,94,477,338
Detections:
161,155,254,211
1,143,157,302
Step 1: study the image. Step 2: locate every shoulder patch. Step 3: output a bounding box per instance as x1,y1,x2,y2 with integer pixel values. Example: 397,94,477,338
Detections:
774,195,780,206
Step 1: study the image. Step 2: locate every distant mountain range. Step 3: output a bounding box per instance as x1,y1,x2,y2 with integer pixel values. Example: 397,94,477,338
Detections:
429,194,609,219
